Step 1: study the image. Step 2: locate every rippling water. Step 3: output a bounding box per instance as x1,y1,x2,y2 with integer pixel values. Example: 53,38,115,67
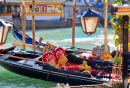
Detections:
0,25,115,88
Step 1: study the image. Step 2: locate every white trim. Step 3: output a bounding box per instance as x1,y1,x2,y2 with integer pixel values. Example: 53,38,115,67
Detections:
0,18,13,26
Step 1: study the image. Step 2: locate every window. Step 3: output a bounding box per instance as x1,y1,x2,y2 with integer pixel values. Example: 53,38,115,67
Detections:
20,4,63,13
17,7,20,13
0,5,4,13
47,5,52,13
6,5,11,13
58,5,63,13
39,5,42,13
42,6,47,13
51,5,55,13
54,5,58,13
35,5,39,13
30,5,32,13
0,5,11,13
25,5,30,13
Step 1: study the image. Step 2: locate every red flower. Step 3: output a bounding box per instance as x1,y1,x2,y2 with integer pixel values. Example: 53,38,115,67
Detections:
88,56,94,60
0,49,4,53
97,55,100,58
60,66,65,70
83,56,86,59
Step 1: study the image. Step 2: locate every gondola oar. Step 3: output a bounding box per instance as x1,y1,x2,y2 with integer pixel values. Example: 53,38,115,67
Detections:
0,53,45,63
12,42,97,55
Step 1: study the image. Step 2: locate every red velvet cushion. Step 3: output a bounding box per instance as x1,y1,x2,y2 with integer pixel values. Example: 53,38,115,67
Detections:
43,48,80,71
54,47,67,60
42,52,58,66
54,48,80,71
60,62,79,71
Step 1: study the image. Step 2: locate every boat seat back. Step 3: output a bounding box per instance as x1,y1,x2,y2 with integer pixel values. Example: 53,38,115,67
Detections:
92,44,110,56
54,47,79,71
42,52,58,67
43,48,79,71
43,42,57,53
53,47,67,59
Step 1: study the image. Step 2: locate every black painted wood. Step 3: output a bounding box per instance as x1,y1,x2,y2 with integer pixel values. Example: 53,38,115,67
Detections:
122,16,129,88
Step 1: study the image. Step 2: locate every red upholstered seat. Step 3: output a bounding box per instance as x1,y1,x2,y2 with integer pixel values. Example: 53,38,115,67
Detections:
42,52,58,67
54,47,79,71
42,47,79,71
53,47,67,58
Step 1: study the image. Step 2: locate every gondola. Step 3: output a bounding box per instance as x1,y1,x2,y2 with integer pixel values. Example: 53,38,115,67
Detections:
12,25,130,72
12,25,44,46
12,26,130,68
12,25,116,71
0,45,113,86
12,25,92,54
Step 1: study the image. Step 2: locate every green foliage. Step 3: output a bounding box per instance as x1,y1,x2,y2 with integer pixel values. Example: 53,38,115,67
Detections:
115,39,119,47
129,16,130,32
128,25,130,32
113,0,122,4
109,16,123,47
116,16,123,27
110,0,130,65
113,55,121,64
109,0,123,48
109,16,115,23
110,0,123,65
128,43,130,47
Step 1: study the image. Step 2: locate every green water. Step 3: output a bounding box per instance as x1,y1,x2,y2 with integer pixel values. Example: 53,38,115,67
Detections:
0,26,115,88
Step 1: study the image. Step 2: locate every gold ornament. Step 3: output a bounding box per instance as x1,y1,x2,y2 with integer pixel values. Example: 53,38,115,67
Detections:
79,61,91,73
79,53,82,58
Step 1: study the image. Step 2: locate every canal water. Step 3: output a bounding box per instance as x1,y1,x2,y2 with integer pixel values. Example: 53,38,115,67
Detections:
0,26,115,88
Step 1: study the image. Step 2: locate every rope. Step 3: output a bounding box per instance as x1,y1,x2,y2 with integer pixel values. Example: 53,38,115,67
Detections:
46,70,50,81
66,74,69,83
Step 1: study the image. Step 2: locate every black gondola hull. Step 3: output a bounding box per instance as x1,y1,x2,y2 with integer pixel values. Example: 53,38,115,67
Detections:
0,59,110,86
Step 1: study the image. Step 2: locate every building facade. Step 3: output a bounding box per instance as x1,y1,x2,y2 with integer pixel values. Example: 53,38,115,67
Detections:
64,0,116,23
0,0,65,21
0,0,73,28
0,0,116,28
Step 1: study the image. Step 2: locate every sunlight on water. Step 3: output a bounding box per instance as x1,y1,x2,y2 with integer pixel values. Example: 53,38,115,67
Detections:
0,26,116,88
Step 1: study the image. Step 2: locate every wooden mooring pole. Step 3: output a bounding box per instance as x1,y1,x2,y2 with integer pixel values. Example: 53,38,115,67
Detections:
72,0,76,47
32,0,35,52
22,0,26,50
104,1,108,52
